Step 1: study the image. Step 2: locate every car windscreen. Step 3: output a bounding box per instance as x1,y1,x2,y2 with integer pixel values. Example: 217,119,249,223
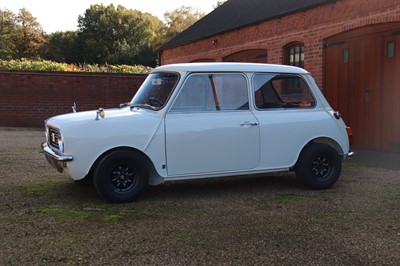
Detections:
130,72,179,110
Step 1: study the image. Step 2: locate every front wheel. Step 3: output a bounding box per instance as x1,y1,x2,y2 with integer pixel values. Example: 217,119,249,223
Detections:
295,143,342,189
93,150,148,203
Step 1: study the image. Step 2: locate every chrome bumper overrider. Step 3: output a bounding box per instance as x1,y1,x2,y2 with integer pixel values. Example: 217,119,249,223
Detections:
41,142,73,172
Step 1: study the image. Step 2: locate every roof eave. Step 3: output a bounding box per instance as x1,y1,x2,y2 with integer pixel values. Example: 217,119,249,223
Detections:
159,0,337,51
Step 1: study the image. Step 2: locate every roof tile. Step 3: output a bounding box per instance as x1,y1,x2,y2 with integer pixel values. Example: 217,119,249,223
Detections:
160,0,336,50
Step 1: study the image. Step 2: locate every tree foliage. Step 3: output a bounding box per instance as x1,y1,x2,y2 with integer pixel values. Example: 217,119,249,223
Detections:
214,1,228,9
42,31,79,63
0,4,205,67
0,9,16,59
163,6,205,42
75,4,161,66
0,8,44,60
13,8,45,59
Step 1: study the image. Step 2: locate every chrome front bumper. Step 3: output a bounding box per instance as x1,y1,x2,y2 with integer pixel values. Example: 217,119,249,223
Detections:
41,142,73,172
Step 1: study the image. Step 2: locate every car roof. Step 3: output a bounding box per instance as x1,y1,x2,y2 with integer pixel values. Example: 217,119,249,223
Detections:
153,63,309,74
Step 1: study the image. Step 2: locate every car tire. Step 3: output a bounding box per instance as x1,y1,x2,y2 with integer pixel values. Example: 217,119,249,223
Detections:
93,150,148,203
295,143,342,189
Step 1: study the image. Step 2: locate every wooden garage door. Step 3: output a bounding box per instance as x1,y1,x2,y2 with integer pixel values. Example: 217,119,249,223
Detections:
325,23,400,153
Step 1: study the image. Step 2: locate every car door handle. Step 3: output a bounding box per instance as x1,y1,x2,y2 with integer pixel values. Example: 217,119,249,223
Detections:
240,121,259,126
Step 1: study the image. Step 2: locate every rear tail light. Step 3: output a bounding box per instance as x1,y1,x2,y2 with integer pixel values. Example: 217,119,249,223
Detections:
346,126,353,146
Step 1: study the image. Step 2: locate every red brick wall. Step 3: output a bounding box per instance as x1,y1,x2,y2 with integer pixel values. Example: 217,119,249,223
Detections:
0,71,146,127
160,0,400,90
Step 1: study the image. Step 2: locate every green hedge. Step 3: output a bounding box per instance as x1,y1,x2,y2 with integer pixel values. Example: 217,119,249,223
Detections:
0,59,152,74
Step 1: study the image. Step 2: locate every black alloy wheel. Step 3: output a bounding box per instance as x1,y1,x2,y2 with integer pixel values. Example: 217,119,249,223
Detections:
295,143,342,189
94,150,148,202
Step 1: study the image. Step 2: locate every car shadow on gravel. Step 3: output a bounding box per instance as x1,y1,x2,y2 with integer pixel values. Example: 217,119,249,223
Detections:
44,173,304,203
141,173,304,202
26,179,102,204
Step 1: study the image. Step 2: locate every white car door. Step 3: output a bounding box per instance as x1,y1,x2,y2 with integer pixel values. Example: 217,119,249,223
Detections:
252,73,322,168
165,73,260,176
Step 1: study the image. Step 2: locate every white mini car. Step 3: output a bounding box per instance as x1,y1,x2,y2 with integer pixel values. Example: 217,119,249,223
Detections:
42,63,352,202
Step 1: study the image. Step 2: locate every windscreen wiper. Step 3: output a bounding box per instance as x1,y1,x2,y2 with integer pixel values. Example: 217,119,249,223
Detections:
119,102,130,108
130,103,158,111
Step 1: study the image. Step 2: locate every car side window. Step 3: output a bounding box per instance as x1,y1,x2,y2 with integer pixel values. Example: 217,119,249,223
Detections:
253,74,315,109
170,74,249,112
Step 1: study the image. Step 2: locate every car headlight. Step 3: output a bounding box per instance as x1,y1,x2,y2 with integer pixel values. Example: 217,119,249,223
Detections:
47,126,65,153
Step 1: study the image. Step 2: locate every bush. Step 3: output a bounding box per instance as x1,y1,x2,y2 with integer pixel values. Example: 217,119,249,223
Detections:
0,59,152,74
77,63,152,74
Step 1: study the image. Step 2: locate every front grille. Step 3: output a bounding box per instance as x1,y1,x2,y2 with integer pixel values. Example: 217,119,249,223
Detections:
48,127,61,150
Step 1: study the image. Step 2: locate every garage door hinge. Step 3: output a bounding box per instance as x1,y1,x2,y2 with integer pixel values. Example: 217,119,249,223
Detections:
324,41,345,48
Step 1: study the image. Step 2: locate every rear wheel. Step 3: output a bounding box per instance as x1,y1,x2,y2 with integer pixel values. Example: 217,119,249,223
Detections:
93,150,148,202
295,143,342,189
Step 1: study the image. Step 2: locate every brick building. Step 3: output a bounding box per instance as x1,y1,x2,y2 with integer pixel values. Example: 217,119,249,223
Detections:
159,0,400,153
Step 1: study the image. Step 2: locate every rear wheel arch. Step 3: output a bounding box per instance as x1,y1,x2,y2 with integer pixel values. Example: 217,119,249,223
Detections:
308,137,344,157
295,140,343,189
292,137,344,170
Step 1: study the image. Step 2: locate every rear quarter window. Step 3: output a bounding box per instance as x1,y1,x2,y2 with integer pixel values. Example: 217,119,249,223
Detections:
253,74,315,109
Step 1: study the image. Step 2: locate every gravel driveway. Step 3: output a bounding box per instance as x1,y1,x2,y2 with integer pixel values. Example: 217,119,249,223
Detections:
0,128,399,265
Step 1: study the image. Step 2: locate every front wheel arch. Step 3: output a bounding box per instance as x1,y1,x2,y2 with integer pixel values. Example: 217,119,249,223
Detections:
90,147,155,181
92,148,153,202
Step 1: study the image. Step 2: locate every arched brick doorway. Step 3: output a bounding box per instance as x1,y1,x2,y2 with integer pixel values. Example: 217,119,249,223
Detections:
325,22,400,153
223,49,268,63
191,58,215,62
